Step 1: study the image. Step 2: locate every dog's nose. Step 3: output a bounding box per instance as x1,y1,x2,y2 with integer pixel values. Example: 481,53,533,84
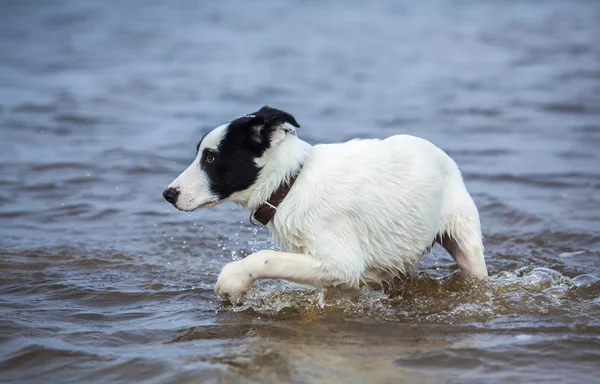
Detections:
163,187,180,204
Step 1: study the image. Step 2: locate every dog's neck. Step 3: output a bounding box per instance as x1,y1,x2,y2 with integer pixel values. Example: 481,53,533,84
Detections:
228,136,312,212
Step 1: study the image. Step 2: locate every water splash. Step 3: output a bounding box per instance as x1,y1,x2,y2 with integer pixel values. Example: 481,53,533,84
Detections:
224,267,600,324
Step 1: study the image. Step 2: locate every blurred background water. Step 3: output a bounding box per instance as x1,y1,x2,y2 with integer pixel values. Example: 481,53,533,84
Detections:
0,0,599,383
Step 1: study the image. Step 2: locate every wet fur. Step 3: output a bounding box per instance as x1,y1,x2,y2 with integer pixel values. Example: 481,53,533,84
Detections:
165,106,488,301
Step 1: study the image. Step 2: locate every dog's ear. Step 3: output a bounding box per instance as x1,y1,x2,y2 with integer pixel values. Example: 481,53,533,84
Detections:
254,106,300,128
247,106,300,147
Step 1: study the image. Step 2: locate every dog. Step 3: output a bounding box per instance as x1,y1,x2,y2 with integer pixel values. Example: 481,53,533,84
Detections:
163,106,488,302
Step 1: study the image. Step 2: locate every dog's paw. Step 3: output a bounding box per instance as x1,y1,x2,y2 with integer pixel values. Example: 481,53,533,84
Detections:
214,260,255,303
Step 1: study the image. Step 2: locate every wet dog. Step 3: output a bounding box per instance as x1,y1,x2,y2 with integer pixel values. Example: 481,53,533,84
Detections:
164,106,488,301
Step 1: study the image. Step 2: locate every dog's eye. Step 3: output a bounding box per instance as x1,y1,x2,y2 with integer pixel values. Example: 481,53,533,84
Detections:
204,152,215,164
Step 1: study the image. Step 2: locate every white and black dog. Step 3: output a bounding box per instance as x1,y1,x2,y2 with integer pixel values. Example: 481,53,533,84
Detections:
164,106,488,301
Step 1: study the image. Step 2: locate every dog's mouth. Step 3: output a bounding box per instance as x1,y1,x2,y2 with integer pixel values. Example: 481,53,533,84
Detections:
172,199,219,212
198,200,219,209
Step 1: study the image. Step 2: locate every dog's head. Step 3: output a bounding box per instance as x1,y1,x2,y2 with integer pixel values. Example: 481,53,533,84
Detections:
163,106,300,212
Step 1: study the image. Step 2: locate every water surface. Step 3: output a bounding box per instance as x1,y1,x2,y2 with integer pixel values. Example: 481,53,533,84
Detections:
1,1,599,383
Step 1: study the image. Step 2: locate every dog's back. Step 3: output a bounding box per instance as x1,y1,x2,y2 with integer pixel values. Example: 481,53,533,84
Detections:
272,134,486,284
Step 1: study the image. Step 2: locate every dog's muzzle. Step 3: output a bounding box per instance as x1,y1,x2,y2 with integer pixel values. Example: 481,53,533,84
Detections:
163,187,180,205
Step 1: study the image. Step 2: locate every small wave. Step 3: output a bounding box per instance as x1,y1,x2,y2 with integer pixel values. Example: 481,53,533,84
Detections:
446,148,514,157
65,175,104,185
122,165,157,175
572,124,600,134
539,102,596,115
465,171,600,189
27,162,89,172
572,274,600,288
19,182,60,192
166,324,254,343
44,203,92,218
0,344,164,383
86,208,120,220
135,210,166,217
478,199,542,226
376,116,422,128
70,312,114,322
53,113,99,126
0,344,109,380
558,69,600,81
11,102,57,114
440,106,503,117
0,210,31,219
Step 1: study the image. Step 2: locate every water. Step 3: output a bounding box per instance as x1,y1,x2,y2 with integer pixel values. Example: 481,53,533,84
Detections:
1,0,599,382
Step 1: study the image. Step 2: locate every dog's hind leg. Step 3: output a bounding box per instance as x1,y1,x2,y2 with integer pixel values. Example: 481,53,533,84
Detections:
438,198,488,277
437,234,487,277
214,250,348,302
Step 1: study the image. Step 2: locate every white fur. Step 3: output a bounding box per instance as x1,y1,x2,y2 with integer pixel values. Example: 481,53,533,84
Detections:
170,124,488,301
270,135,487,282
168,123,227,211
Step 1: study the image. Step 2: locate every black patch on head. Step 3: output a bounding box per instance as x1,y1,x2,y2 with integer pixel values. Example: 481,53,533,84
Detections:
199,106,300,201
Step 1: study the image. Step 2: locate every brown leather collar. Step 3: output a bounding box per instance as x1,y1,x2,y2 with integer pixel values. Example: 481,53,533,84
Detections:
251,172,300,226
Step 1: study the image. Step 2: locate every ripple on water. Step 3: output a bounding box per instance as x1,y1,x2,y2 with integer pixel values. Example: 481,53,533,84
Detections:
1,0,600,381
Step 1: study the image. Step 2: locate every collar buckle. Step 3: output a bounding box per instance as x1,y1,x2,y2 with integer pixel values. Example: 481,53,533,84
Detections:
250,171,301,226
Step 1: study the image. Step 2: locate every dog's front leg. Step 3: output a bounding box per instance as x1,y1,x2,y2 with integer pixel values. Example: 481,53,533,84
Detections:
214,250,339,302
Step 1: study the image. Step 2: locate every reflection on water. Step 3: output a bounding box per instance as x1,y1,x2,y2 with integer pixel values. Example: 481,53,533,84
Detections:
1,0,599,383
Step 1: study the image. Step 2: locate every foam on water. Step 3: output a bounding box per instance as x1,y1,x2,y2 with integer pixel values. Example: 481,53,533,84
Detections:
226,267,600,324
